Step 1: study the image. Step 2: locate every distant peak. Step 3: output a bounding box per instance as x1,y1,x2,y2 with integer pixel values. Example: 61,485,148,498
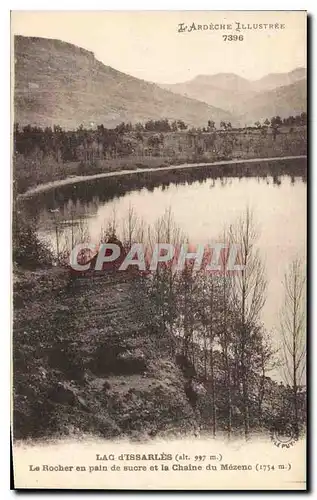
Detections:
193,72,249,81
255,67,306,81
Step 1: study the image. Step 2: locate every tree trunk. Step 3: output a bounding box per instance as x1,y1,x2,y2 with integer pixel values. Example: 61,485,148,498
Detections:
210,347,216,437
222,272,232,437
241,346,250,439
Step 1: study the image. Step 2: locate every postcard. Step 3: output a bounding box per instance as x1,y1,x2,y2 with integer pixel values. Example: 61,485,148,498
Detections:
11,10,307,490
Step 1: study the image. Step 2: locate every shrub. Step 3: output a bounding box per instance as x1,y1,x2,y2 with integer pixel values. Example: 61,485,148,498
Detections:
13,215,53,269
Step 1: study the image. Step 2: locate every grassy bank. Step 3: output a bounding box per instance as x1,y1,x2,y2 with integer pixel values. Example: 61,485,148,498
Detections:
14,126,307,193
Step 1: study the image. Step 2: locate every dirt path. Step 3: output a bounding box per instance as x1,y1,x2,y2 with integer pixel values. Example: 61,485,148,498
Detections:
20,155,307,198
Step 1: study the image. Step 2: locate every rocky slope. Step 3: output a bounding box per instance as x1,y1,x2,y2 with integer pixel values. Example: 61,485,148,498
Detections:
238,79,307,125
160,69,306,124
13,268,197,440
14,35,232,129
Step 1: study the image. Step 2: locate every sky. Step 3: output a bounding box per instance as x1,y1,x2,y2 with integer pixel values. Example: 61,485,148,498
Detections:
11,11,306,84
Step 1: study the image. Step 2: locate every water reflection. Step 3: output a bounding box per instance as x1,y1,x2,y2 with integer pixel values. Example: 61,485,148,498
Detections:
19,162,306,334
21,157,306,217
34,175,306,243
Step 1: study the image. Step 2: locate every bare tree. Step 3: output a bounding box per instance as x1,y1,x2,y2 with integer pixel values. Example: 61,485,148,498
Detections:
178,262,198,362
254,329,278,427
219,230,234,438
229,207,267,438
280,257,306,437
122,203,138,249
196,271,220,437
146,208,186,351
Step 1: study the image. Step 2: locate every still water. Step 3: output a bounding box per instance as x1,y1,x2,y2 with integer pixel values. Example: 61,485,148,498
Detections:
36,172,307,336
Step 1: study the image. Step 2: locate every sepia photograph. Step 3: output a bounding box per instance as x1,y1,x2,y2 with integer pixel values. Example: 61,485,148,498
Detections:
11,9,307,490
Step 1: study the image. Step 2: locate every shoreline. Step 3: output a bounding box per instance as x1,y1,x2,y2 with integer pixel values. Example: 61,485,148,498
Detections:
19,155,307,198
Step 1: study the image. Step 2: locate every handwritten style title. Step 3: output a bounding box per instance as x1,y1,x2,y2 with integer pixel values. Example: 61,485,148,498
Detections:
178,22,286,33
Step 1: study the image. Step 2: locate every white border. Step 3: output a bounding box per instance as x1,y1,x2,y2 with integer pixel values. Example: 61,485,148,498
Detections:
1,1,315,498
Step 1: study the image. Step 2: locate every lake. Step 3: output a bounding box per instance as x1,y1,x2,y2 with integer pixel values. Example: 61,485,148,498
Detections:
27,160,306,338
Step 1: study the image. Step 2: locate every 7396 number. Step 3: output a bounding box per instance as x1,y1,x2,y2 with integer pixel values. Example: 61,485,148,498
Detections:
223,35,244,41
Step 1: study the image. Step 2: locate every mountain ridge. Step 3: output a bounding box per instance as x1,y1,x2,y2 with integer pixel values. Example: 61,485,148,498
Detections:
13,35,306,129
159,68,306,124
238,79,307,124
14,35,233,129
160,67,306,91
